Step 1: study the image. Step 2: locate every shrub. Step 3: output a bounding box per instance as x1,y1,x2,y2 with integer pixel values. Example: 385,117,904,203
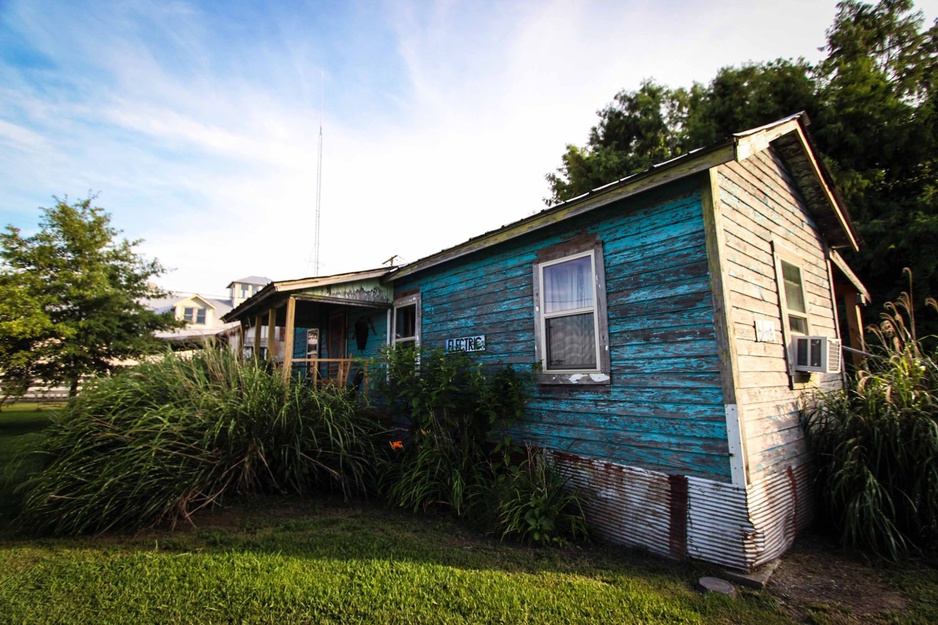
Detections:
802,290,938,560
17,348,383,535
372,345,588,545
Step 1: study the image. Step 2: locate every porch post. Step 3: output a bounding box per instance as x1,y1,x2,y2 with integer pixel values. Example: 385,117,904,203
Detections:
253,315,263,359
843,291,866,367
282,296,296,381
267,308,277,362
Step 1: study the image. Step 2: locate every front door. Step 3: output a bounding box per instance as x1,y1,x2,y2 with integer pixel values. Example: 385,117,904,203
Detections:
327,311,347,378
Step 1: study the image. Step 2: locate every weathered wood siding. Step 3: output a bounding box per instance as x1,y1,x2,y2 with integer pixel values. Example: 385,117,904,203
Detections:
395,178,732,482
315,308,388,361
716,149,842,484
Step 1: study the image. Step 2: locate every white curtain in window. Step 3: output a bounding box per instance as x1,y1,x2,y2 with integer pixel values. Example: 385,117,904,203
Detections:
544,256,593,313
543,255,596,370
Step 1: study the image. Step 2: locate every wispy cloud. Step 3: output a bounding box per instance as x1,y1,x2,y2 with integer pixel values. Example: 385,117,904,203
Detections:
4,0,928,294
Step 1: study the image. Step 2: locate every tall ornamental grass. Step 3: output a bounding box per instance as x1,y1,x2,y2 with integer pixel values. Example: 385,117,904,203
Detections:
17,349,383,535
802,291,938,560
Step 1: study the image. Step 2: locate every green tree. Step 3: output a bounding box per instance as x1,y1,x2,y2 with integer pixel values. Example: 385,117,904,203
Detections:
545,0,937,329
683,59,820,148
545,80,688,204
545,61,819,206
814,0,938,322
0,196,180,400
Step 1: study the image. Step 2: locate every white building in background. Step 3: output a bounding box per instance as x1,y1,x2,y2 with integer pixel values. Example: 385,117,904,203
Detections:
150,276,271,347
228,276,271,308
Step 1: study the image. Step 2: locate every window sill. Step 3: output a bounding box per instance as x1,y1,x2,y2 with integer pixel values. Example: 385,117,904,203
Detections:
537,372,611,386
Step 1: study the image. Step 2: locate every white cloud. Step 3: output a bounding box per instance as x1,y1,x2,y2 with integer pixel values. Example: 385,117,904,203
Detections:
0,118,46,151
4,0,936,295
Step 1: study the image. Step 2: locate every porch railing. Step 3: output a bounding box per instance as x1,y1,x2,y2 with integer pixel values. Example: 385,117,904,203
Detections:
283,357,367,391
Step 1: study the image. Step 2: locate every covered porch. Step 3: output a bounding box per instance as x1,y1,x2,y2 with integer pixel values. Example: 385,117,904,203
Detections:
222,268,394,390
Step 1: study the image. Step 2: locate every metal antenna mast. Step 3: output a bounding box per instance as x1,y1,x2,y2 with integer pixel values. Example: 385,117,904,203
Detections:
313,71,323,276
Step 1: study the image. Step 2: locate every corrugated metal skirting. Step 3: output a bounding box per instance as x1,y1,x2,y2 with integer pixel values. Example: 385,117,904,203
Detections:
552,452,814,571
555,452,673,558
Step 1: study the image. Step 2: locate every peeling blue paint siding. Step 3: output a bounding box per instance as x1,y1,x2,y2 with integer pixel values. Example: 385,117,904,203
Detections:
395,177,732,482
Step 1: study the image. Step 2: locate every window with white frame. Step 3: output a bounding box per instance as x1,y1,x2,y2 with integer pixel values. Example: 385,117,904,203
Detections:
183,306,206,325
533,243,609,384
392,293,420,346
780,260,809,335
772,241,815,383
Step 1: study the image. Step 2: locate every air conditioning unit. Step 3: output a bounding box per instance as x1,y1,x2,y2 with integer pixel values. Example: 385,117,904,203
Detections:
792,336,842,374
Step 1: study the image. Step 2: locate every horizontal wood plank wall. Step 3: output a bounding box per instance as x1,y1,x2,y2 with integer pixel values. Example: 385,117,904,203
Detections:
346,308,390,360
395,178,731,482
716,149,842,484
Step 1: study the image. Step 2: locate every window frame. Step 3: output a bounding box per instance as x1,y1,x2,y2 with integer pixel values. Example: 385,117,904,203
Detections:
780,259,809,336
391,292,421,347
182,306,206,325
772,240,812,380
532,239,610,385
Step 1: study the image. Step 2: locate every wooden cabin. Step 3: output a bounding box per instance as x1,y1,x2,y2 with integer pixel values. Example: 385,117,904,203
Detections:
225,113,868,571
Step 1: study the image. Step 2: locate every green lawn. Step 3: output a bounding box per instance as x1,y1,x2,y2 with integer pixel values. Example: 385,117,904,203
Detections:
0,499,789,624
1,404,936,624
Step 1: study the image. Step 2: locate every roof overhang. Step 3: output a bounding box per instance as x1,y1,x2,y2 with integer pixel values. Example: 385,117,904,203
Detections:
223,268,393,323
830,249,871,304
745,115,861,252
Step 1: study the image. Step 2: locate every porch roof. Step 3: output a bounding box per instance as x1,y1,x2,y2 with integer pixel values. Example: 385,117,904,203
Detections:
222,267,393,323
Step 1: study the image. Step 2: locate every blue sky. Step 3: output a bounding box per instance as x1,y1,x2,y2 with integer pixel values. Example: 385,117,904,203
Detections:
2,0,936,296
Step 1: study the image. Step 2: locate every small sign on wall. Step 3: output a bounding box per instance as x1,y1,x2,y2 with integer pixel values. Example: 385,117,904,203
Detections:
755,319,777,343
445,335,486,353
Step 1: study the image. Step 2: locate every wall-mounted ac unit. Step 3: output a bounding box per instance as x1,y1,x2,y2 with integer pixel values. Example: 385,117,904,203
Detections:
792,336,842,374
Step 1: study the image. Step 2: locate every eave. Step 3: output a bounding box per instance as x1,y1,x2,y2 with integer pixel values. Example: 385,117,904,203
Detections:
389,141,737,282
223,267,392,323
389,113,861,282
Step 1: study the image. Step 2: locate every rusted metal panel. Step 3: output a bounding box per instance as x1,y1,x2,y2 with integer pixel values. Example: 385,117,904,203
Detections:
557,452,813,571
668,475,689,558
745,462,813,569
552,452,810,572
685,462,814,572
553,452,673,558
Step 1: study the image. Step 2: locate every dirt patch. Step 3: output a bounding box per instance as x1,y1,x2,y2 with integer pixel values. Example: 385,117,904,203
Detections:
766,532,908,623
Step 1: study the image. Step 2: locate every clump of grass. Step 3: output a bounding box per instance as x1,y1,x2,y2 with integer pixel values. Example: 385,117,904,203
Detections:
490,446,589,546
0,405,57,521
802,289,938,560
17,349,384,535
375,346,529,516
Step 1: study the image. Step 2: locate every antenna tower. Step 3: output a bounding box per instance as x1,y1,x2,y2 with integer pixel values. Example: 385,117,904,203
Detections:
313,72,323,276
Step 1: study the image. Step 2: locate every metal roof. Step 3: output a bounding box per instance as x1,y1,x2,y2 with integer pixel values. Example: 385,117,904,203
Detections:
226,276,273,288
222,267,392,322
388,113,861,282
